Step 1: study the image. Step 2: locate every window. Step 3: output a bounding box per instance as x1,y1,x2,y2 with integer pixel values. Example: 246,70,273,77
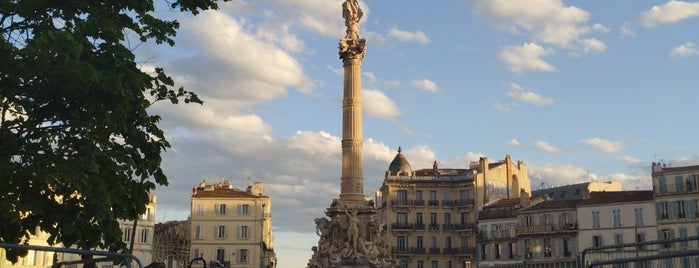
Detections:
613,209,622,227
460,236,469,249
544,238,552,257
592,211,600,228
429,191,437,201
431,261,438,268
615,234,624,246
676,176,684,192
238,249,249,263
416,212,423,225
397,212,408,226
494,243,501,259
541,214,551,225
123,227,132,242
636,233,646,250
559,190,567,198
563,237,572,257
430,213,438,229
397,236,407,252
417,260,424,268
216,248,225,262
240,204,250,215
522,215,533,226
480,244,487,260
238,225,249,239
634,208,644,226
459,190,468,200
196,204,204,215
416,236,424,251
193,248,200,259
659,202,669,219
658,176,667,193
216,225,227,239
195,225,203,240
397,190,408,204
661,229,673,249
444,213,451,224
524,239,532,257
677,200,686,218
444,191,451,201
140,229,149,243
430,236,437,248
593,235,603,247
679,228,688,249
416,190,423,201
508,243,515,259
215,204,227,215
445,236,452,250
141,208,151,220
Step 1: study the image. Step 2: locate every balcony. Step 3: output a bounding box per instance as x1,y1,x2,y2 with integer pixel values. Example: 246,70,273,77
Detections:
454,199,475,207
478,230,516,241
442,200,454,207
518,223,577,235
391,223,414,231
442,247,476,255
428,224,440,230
428,247,440,254
454,223,476,231
414,223,425,230
427,200,439,207
391,199,412,207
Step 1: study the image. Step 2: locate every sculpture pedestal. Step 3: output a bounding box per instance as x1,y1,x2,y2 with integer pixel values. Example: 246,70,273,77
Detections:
307,199,396,268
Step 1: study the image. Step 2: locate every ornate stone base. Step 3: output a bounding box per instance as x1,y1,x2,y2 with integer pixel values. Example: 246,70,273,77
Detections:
307,199,396,268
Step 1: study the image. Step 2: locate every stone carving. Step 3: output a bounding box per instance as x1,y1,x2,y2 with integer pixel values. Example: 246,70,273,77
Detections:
307,202,396,268
342,0,362,39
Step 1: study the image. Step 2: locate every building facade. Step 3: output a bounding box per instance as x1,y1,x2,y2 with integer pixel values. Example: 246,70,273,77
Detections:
120,194,157,265
154,220,190,268
576,191,657,266
190,180,276,268
476,197,522,268
516,199,579,268
532,181,622,201
651,163,699,267
376,150,531,268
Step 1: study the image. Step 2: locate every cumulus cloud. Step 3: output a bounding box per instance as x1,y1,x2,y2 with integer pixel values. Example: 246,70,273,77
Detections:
411,79,439,92
529,163,596,185
638,1,699,28
499,43,555,73
580,138,625,153
580,38,607,54
362,89,402,119
534,141,564,153
509,139,521,147
670,42,699,57
621,155,642,164
388,28,431,44
469,0,594,47
592,23,610,33
507,83,554,106
619,25,637,39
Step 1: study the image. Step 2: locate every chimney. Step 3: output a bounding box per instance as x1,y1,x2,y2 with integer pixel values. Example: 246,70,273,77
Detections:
519,189,530,207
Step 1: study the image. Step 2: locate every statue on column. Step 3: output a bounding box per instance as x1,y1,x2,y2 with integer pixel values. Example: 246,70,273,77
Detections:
342,0,362,39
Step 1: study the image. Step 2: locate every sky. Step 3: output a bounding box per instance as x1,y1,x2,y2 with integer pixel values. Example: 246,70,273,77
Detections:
136,1,699,267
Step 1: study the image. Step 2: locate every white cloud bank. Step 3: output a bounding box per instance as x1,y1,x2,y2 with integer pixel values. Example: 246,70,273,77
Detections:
580,138,625,153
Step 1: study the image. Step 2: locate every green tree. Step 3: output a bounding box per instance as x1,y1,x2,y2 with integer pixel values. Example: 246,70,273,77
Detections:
0,0,226,262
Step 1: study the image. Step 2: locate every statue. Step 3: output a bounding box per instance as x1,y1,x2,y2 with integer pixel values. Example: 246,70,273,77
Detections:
342,0,363,39
345,207,360,252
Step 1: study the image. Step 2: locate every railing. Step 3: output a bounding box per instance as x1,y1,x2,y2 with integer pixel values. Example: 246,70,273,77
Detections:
391,223,414,230
428,224,440,230
518,223,577,234
454,223,477,230
478,230,516,240
428,247,440,254
428,200,439,206
386,174,474,181
454,199,475,206
581,236,699,268
0,243,145,268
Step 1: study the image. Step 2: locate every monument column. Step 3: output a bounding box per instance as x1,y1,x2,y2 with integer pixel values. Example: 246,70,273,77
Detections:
307,1,396,267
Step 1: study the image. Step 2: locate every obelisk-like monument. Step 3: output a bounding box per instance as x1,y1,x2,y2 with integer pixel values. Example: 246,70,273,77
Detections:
307,1,395,267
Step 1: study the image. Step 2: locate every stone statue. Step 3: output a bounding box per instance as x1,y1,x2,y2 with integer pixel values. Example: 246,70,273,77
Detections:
345,207,360,252
342,0,363,39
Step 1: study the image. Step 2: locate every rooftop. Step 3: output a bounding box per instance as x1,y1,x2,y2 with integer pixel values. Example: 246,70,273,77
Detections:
577,190,653,206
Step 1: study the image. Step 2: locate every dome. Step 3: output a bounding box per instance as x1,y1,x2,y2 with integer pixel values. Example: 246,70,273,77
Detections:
388,147,412,176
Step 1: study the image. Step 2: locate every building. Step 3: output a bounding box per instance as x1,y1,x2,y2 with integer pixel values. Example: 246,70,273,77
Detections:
651,163,699,264
0,230,56,268
376,150,531,268
190,180,276,268
576,191,657,266
154,220,190,268
516,199,579,268
532,181,621,201
120,194,157,265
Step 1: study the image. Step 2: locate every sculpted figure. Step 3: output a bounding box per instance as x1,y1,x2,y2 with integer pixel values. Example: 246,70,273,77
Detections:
342,0,363,39
345,207,360,252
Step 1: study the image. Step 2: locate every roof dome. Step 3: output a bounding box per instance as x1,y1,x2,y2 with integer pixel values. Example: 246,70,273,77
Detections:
388,147,412,176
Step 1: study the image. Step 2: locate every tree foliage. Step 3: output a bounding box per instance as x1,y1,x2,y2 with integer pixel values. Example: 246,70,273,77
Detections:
0,0,225,261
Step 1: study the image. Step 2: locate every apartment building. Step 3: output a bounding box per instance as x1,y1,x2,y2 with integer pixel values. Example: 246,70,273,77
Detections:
120,194,157,265
516,199,579,268
190,180,276,268
576,191,657,266
651,163,699,265
477,197,522,268
376,149,530,268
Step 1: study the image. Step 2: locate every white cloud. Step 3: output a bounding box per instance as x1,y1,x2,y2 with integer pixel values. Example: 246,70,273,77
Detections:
499,43,555,73
638,1,699,28
592,23,610,33
529,163,596,185
619,25,636,39
670,42,699,57
363,89,402,119
411,79,439,92
534,141,564,153
388,28,431,44
383,80,402,89
509,139,521,147
493,101,510,112
507,83,554,106
469,0,592,47
579,38,607,54
580,138,625,153
621,155,642,164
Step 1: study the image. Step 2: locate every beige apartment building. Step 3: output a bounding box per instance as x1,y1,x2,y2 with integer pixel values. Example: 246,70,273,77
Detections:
376,149,530,268
651,163,699,266
190,180,275,268
516,199,579,268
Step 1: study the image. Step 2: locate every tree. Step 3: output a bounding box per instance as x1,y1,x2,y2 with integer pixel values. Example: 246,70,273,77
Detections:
0,0,226,262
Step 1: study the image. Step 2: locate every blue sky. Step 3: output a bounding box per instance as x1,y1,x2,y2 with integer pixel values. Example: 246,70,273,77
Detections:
141,1,699,267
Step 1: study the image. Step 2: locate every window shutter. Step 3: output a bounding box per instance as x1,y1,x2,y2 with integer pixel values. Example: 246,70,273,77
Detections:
237,226,242,239
225,226,229,238
238,204,242,215
214,226,218,238
214,204,220,215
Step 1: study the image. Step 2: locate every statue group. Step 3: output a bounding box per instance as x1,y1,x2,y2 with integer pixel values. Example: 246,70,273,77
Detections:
307,201,395,268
